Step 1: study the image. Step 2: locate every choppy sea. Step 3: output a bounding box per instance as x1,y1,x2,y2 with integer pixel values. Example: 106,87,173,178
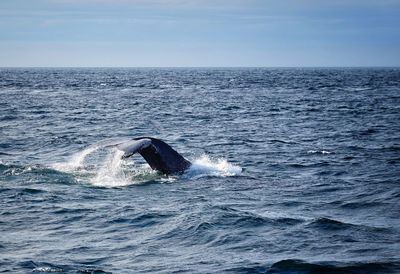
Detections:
1,68,399,273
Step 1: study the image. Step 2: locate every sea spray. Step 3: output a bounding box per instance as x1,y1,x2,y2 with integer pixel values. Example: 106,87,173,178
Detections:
90,149,132,187
52,145,101,172
185,154,242,178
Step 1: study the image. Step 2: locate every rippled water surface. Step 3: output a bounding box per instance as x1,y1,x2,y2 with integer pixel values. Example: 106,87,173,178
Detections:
1,68,400,273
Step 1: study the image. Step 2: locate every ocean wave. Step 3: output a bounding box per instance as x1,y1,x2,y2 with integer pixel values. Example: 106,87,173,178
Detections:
306,217,353,230
288,162,330,168
205,205,303,230
267,259,400,274
306,217,392,233
111,211,173,228
1,163,55,177
340,201,385,209
18,261,112,273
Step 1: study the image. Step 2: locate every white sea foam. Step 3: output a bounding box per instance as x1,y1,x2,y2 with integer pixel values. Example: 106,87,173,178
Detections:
33,266,63,273
307,150,332,154
185,154,242,178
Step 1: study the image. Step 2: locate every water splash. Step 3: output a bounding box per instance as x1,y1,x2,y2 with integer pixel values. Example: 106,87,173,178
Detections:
52,143,242,187
52,144,160,187
186,154,242,178
90,149,132,187
52,145,101,172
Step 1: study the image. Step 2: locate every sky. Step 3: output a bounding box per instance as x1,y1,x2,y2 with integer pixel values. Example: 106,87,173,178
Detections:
0,0,399,67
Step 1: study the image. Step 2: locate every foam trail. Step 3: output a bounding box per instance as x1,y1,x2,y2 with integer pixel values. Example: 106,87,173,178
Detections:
186,154,242,178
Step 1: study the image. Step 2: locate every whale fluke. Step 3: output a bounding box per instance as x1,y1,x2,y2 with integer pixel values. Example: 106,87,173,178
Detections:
117,137,191,175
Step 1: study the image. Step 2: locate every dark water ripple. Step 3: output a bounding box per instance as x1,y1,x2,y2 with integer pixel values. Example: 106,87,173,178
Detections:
1,68,400,273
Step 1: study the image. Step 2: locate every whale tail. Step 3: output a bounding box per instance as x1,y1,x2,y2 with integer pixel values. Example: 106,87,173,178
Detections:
117,137,191,175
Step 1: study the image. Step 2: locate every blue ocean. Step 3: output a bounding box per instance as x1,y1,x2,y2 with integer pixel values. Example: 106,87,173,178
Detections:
1,68,399,273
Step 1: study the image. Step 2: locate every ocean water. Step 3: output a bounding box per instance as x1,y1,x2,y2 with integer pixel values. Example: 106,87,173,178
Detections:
0,68,399,273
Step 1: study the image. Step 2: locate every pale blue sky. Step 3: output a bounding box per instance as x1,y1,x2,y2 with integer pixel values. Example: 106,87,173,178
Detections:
0,0,399,67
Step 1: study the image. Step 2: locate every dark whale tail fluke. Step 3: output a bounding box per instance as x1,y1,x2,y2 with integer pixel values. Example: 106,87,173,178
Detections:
117,137,191,175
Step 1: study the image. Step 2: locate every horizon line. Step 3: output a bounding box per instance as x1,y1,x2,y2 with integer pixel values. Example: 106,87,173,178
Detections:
1,66,399,69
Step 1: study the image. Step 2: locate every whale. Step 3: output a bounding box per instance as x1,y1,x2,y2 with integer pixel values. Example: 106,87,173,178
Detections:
115,137,191,175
